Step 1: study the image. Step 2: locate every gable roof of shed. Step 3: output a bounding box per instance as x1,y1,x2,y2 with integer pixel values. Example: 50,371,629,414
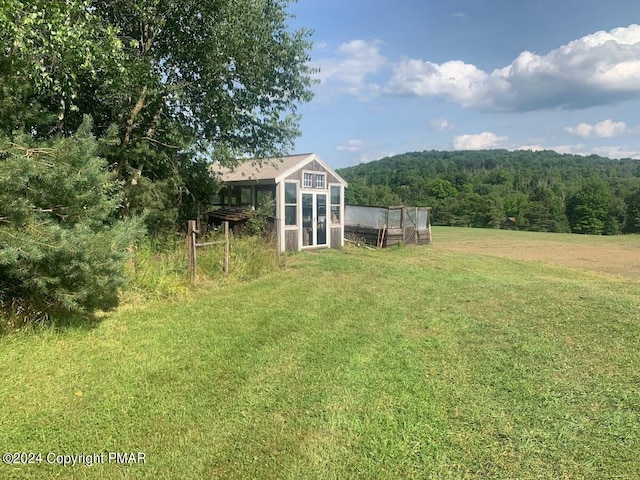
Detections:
210,153,348,186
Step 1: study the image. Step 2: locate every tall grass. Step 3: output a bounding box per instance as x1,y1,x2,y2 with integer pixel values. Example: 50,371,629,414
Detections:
123,231,283,302
1,231,283,334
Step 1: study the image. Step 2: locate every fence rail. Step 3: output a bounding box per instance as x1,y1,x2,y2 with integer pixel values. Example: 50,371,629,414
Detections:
186,220,229,285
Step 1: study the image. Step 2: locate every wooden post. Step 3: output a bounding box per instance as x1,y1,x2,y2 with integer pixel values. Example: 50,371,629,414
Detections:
401,207,404,244
378,224,387,248
187,220,197,284
223,221,229,274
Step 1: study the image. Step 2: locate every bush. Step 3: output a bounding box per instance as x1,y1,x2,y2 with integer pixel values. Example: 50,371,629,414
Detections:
0,118,144,318
244,196,276,239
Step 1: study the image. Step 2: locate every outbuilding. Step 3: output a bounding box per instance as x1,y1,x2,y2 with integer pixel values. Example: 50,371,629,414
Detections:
211,153,348,252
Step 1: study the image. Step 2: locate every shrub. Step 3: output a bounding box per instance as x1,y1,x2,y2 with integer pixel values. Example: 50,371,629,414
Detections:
0,118,144,319
244,196,276,239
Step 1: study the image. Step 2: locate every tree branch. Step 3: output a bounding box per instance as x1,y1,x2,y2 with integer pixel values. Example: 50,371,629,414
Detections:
9,144,54,157
140,136,181,149
121,85,148,149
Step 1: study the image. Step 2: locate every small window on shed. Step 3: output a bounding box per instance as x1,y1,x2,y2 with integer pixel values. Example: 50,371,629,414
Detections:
231,186,252,206
285,182,297,225
330,185,341,224
315,174,325,189
303,172,313,188
256,186,276,215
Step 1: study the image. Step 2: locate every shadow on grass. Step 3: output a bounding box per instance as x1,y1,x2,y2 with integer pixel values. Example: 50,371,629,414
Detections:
1,307,106,338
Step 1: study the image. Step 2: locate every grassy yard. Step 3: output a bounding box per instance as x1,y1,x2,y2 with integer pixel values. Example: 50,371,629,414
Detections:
1,227,639,479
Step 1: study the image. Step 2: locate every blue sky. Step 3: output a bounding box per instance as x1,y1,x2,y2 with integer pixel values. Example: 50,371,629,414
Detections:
287,0,640,169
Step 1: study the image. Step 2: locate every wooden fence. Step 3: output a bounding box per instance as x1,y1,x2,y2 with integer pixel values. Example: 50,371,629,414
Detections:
186,220,230,285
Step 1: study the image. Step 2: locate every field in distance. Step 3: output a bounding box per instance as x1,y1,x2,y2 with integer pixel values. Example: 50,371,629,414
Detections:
434,226,640,279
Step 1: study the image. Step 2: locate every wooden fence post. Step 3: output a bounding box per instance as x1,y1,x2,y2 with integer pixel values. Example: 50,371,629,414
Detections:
187,220,197,284
187,219,229,284
401,207,406,245
223,221,229,274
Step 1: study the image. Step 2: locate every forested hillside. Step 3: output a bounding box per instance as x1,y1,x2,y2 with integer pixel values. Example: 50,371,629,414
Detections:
337,150,640,235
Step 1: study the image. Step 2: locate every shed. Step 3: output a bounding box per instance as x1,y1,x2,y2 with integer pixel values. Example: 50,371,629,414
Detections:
210,153,348,252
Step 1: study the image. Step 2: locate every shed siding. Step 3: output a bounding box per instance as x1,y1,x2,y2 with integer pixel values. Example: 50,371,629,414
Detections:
284,230,298,251
330,227,342,249
285,159,340,184
214,154,347,252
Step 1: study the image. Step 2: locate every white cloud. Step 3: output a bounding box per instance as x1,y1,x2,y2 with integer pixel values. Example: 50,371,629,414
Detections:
453,12,466,19
590,145,640,159
386,24,640,111
460,138,640,159
549,144,587,155
387,59,494,108
565,119,628,138
518,143,640,159
430,118,452,131
360,152,395,164
315,40,387,98
337,139,365,152
452,132,508,150
516,144,546,152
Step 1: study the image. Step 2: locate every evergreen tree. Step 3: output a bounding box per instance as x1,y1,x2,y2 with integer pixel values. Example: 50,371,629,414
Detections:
0,119,143,315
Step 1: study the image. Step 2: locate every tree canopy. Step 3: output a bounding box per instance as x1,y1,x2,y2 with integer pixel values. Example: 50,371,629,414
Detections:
1,0,315,229
338,150,640,235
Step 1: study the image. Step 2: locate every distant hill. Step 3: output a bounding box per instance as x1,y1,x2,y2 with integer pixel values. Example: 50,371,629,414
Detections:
336,150,640,234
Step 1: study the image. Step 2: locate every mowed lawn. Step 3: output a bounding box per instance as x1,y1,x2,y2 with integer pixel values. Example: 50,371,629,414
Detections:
1,227,639,479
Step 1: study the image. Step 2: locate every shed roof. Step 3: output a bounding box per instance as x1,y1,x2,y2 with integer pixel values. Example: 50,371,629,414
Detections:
210,153,348,186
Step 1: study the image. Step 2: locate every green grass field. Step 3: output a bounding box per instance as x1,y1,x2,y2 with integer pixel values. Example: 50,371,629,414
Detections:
1,227,639,479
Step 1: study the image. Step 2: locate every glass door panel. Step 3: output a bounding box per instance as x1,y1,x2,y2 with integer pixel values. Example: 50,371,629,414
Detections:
316,193,327,246
302,193,313,246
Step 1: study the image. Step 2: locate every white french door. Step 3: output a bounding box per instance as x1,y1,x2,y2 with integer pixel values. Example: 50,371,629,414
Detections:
301,192,327,247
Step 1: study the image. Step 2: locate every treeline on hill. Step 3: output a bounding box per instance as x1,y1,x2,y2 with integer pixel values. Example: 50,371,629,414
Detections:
0,0,313,320
337,150,640,235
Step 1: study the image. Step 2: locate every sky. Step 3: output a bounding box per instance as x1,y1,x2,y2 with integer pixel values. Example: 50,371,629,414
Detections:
286,0,640,169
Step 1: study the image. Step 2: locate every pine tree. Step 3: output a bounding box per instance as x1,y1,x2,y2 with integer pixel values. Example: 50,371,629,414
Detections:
0,118,143,317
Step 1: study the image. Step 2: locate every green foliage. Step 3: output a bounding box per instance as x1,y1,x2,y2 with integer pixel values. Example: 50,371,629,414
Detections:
125,233,281,303
0,0,125,136
625,189,640,233
427,178,457,199
566,180,612,234
338,149,640,235
1,0,315,235
0,118,143,316
245,196,276,238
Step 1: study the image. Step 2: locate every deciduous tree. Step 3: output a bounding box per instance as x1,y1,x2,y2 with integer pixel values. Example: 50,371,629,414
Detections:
566,180,612,235
1,0,315,232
